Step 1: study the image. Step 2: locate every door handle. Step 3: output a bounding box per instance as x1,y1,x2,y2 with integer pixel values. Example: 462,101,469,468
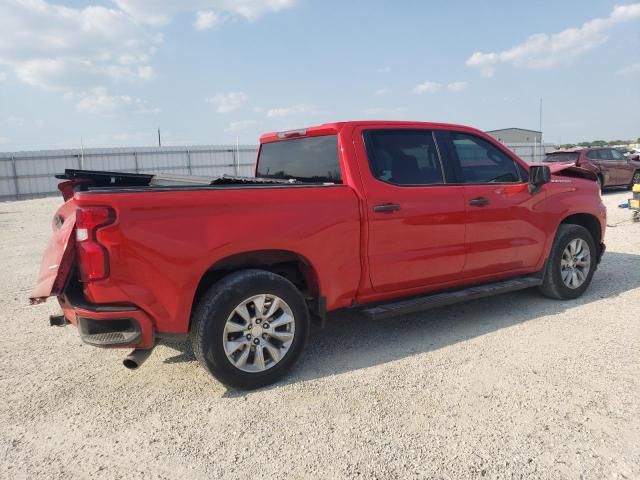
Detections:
469,197,490,206
373,204,401,213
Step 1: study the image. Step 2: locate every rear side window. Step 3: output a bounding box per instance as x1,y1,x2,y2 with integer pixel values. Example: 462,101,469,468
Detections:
450,133,520,183
363,130,444,185
587,149,608,160
611,149,626,161
256,135,341,183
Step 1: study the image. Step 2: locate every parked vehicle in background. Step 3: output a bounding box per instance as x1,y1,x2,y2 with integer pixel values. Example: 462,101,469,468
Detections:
545,147,640,190
31,121,606,389
620,148,639,161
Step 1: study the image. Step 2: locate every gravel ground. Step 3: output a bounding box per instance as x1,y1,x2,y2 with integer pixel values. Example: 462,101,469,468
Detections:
1,190,639,479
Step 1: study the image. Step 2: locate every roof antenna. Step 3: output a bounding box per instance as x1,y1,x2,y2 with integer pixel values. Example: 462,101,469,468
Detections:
157,127,161,147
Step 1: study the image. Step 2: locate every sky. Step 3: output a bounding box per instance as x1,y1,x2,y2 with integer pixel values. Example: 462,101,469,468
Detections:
0,0,639,151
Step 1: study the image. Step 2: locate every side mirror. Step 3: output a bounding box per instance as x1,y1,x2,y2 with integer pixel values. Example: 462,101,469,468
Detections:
528,165,551,194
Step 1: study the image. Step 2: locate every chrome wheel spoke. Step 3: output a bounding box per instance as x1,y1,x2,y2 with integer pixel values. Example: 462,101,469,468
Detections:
264,297,281,319
235,346,250,368
226,338,248,355
234,304,252,323
252,295,266,319
263,341,281,363
269,312,294,329
269,329,294,343
225,321,246,333
254,345,266,370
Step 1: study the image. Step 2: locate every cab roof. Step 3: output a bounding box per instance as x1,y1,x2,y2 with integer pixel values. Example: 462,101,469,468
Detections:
259,120,484,143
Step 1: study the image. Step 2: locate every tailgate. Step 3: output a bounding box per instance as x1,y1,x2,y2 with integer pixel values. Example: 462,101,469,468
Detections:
30,202,76,304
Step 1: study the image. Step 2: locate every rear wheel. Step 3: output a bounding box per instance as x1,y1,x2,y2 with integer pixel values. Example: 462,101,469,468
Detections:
538,224,597,300
191,269,310,389
629,170,640,190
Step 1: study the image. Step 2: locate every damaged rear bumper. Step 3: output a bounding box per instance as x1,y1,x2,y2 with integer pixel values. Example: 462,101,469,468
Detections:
58,285,154,349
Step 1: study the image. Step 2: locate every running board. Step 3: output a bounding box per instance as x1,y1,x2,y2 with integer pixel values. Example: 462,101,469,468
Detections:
362,276,543,320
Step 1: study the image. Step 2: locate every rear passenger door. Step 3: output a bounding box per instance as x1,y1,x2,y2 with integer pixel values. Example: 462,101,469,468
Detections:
356,128,467,293
610,148,633,185
587,149,614,185
438,131,547,278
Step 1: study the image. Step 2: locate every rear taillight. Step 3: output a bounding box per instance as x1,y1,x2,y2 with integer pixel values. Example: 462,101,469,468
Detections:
76,206,115,282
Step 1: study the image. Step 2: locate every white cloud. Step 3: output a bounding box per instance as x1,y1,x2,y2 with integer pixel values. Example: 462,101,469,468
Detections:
206,92,249,113
446,81,468,92
266,104,314,117
76,87,160,114
194,10,221,30
413,81,441,94
112,0,298,26
5,115,25,127
617,62,640,75
0,1,161,91
0,0,296,113
224,120,260,133
374,88,388,96
466,3,640,76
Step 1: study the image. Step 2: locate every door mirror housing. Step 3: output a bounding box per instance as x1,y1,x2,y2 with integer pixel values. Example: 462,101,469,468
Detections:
528,165,551,194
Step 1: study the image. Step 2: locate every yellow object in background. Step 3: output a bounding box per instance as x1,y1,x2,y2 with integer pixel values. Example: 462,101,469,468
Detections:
633,184,640,193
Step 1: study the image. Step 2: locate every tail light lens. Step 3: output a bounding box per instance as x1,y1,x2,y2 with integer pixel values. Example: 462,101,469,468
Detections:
76,206,115,282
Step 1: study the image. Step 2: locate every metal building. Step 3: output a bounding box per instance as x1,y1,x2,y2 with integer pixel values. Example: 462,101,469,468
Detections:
486,128,542,144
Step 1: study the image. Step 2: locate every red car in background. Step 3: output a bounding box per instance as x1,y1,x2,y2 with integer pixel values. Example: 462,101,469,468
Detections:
545,147,640,189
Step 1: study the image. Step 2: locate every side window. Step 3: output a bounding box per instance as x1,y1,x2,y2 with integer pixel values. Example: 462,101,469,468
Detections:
586,150,600,160
599,149,613,161
450,133,521,183
363,130,444,185
611,149,626,161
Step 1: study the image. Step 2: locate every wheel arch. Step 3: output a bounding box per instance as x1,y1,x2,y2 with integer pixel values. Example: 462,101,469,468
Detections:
559,213,602,255
190,249,321,328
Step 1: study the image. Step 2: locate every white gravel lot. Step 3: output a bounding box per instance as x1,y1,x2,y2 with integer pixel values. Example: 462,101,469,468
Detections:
0,190,639,480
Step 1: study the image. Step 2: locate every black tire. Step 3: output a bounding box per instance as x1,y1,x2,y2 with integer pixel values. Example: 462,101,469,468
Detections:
538,224,597,300
629,170,640,190
191,269,310,389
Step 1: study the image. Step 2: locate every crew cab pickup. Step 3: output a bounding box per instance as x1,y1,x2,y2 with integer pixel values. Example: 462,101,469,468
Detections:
31,121,607,389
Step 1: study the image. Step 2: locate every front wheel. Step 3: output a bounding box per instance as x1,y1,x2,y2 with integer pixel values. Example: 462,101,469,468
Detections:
538,224,597,300
191,269,310,389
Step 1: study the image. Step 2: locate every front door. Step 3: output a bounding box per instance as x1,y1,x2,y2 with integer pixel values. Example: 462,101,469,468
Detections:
356,128,466,293
442,131,547,278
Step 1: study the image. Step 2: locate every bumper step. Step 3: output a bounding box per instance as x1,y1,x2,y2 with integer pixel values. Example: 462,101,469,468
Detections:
363,276,543,320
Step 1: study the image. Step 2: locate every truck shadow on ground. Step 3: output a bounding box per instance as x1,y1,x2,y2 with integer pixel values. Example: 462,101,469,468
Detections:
160,251,640,394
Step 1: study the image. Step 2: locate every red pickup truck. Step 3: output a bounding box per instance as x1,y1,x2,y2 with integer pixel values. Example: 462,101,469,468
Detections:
31,121,606,389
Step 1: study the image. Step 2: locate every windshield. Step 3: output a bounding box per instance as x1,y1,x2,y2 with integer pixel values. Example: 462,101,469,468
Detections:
544,152,579,162
256,135,341,183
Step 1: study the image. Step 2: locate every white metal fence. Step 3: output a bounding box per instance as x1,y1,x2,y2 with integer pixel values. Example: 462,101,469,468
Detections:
0,141,555,202
0,145,258,201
